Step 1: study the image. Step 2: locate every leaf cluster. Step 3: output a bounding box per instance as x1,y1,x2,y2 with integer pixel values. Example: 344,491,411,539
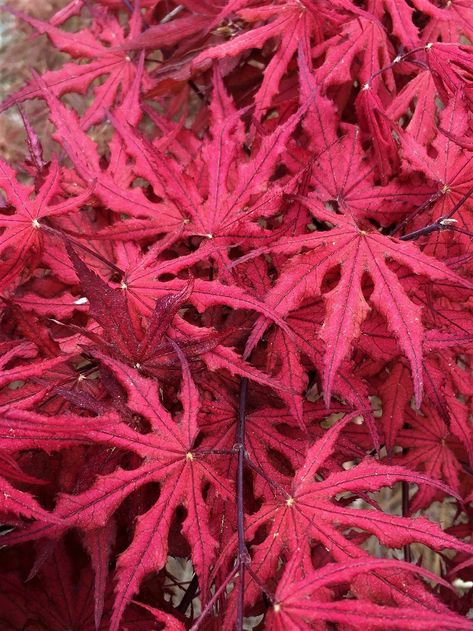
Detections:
1,1,473,630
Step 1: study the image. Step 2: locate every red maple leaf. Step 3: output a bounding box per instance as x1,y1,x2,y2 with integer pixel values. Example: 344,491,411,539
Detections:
268,554,471,630
0,156,91,290
0,4,154,129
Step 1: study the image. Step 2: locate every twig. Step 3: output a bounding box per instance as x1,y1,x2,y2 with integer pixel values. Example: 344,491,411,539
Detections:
389,191,443,236
398,184,473,241
189,565,239,631
402,481,412,563
177,573,199,615
236,377,250,630
364,45,428,89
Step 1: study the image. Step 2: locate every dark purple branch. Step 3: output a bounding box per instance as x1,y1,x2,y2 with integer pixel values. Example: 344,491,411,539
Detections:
185,379,252,628
399,184,473,241
400,218,473,242
177,573,199,615
449,225,473,238
399,222,442,241
236,377,250,631
444,183,473,219
390,191,442,237
365,45,427,89
401,481,412,563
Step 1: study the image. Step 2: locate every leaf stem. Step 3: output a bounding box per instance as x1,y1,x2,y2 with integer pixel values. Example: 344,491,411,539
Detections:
247,566,275,603
365,45,427,89
40,223,125,276
246,458,291,499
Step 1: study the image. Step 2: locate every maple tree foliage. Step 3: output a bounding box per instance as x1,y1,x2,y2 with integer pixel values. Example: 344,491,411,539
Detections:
1,0,473,629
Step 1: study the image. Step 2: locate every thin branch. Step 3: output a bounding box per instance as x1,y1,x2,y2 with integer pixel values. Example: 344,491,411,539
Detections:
399,222,443,241
401,481,412,563
399,185,473,241
236,377,250,631
390,190,442,236
189,565,239,631
177,573,199,615
365,45,427,89
121,0,133,12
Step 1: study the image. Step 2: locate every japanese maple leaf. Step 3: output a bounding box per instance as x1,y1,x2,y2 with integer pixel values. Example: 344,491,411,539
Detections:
0,341,62,523
212,414,473,630
272,295,376,423
111,68,306,279
0,340,62,389
0,473,56,525
191,2,331,119
399,92,473,254
312,14,395,92
0,542,165,631
415,0,473,44
378,362,413,456
65,244,293,395
35,75,183,229
425,42,473,107
12,287,89,320
0,356,231,631
386,70,438,146
299,38,400,185
0,156,91,290
260,414,472,558
369,0,420,48
0,338,67,411
240,196,473,406
0,4,154,129
65,241,195,366
394,406,466,513
294,48,429,225
268,554,471,630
